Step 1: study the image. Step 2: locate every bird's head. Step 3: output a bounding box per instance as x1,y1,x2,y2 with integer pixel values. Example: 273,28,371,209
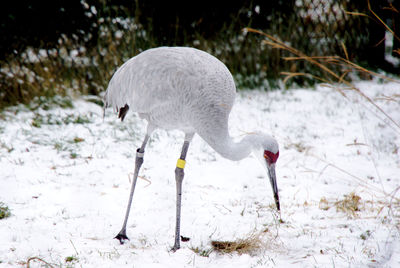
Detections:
250,133,280,211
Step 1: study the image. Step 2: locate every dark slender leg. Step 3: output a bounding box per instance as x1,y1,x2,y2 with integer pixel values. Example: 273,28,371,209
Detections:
171,140,190,251
115,134,150,244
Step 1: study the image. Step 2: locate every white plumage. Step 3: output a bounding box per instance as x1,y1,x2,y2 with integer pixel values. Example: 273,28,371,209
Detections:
104,46,280,251
105,47,235,146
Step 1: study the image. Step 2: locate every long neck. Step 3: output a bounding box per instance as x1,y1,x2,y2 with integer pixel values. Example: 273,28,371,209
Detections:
198,128,254,161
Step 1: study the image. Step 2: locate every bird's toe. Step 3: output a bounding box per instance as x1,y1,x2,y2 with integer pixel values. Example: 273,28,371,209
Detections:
115,232,130,244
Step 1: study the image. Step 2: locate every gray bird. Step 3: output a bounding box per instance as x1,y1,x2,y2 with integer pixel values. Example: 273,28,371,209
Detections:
104,47,280,251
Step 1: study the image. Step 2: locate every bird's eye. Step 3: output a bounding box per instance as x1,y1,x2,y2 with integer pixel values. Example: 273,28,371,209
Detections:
264,150,279,164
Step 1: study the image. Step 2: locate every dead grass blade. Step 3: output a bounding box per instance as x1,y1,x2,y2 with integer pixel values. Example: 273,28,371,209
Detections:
281,72,330,84
344,11,370,18
341,42,349,61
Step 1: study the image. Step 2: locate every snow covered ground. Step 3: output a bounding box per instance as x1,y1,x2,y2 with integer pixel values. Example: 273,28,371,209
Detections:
0,81,399,267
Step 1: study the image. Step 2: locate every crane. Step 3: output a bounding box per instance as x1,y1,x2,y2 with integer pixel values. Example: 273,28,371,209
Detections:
103,47,280,251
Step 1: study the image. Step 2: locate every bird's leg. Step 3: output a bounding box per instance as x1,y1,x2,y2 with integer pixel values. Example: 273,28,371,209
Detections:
115,134,150,244
171,140,190,252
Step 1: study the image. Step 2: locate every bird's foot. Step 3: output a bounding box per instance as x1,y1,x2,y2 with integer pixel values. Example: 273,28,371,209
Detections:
115,230,130,245
170,244,180,252
170,236,190,252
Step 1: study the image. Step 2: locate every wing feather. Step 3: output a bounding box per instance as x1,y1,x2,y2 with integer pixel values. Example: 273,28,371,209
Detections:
103,47,236,125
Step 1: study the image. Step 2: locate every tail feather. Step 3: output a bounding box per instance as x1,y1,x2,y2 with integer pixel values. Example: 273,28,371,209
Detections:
118,104,130,121
103,60,133,121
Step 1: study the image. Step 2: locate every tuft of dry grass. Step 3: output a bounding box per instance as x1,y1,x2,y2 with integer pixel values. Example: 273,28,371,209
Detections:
211,233,263,255
318,192,363,217
319,197,330,211
284,141,310,153
335,192,362,217
192,224,283,257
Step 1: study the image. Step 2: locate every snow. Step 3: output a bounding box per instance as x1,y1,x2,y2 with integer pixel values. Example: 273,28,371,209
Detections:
0,81,399,267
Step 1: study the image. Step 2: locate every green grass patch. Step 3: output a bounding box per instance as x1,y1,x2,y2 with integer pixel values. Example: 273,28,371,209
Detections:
190,246,213,257
54,141,68,152
360,230,372,240
0,141,14,153
0,203,11,219
65,255,79,263
32,113,90,128
27,96,74,111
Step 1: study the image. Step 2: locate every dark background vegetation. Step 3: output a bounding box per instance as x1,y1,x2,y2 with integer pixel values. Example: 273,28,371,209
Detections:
0,0,399,109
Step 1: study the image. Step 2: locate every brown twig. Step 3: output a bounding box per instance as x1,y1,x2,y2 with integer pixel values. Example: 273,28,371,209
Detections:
26,257,55,268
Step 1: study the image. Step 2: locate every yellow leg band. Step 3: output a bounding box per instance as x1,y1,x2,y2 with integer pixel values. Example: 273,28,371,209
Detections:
176,159,186,169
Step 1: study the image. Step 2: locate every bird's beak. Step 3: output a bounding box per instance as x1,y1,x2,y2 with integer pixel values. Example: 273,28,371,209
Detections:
267,163,280,211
